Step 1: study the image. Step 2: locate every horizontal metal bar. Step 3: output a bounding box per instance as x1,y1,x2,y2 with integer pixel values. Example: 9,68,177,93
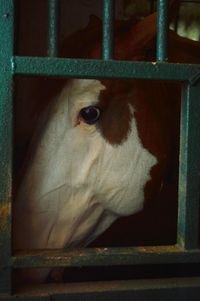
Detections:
12,56,200,81
12,246,200,268
11,278,200,301
182,0,200,3
102,0,114,60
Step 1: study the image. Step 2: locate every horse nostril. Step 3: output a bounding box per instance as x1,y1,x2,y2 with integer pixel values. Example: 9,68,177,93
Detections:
79,106,101,125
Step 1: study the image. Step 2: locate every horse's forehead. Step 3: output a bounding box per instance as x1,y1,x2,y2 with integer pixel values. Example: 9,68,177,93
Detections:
69,79,105,96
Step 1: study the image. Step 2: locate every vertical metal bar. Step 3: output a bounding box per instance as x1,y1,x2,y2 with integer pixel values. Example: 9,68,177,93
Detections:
150,0,155,13
156,0,169,61
48,0,58,57
0,0,14,295
102,0,114,60
177,82,200,250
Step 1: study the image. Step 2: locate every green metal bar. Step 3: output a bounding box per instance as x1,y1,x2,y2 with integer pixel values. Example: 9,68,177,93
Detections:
48,0,58,57
2,279,200,301
177,82,200,249
12,246,200,268
13,56,200,81
0,296,50,300
157,0,169,61
150,0,155,13
0,0,14,295
102,0,114,60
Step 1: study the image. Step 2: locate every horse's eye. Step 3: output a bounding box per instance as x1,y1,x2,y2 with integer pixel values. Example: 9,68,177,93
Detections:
79,106,100,125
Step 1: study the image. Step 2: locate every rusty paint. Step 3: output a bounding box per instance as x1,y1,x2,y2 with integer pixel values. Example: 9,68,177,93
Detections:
12,245,200,269
0,202,11,229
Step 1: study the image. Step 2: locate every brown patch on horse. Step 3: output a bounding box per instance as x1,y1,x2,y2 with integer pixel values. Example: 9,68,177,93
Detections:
97,80,132,145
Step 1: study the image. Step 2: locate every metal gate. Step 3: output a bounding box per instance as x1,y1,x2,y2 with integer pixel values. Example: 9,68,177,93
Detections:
0,0,200,299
